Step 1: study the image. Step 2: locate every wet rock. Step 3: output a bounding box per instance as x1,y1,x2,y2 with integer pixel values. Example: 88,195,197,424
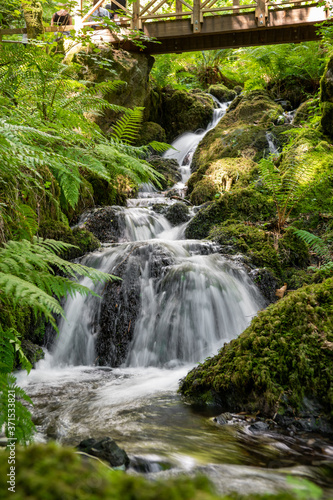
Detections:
148,155,181,189
164,203,190,226
96,243,175,366
156,88,215,141
249,268,278,304
208,84,237,102
213,413,232,425
78,207,126,243
179,278,333,428
249,421,270,432
20,340,44,368
77,437,130,468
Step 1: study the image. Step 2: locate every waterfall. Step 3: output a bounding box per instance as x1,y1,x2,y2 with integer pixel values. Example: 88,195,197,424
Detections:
45,96,264,369
266,132,279,155
163,100,229,189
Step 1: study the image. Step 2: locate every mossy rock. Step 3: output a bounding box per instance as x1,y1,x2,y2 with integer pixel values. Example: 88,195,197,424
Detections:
159,88,215,141
179,277,333,422
191,92,286,172
188,158,258,204
268,74,320,109
0,443,221,500
185,188,276,240
20,339,44,367
293,99,317,126
209,223,309,281
148,155,181,189
135,121,166,146
87,176,128,208
38,220,100,259
208,84,237,103
164,202,190,226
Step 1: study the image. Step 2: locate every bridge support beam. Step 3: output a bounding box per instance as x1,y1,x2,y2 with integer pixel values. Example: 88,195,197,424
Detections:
191,0,202,33
255,0,268,27
131,0,142,29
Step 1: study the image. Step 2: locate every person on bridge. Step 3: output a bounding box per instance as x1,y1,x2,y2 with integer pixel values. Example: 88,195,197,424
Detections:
51,4,73,35
89,0,112,28
105,1,126,24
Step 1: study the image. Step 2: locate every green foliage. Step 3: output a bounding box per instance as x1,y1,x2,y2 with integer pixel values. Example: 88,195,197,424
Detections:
258,153,322,232
111,107,145,144
0,442,324,500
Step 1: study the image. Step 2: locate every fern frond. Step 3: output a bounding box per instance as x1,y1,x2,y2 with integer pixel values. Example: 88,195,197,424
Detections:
111,107,144,144
294,229,332,262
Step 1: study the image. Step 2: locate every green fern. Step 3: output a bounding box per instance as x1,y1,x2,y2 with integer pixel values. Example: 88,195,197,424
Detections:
259,155,322,232
294,229,333,275
111,107,144,144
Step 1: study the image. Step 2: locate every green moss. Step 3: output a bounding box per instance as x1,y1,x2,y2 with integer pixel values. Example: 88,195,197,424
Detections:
179,278,333,418
38,220,100,259
0,442,316,500
0,443,219,500
293,99,317,126
188,157,258,203
208,223,309,281
161,88,214,141
148,156,181,189
208,84,237,102
135,121,166,146
185,188,276,240
191,91,285,172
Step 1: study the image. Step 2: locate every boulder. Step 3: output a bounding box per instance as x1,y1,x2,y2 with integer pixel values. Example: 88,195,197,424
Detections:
164,203,190,226
78,207,126,243
148,155,181,189
158,88,215,141
135,121,166,146
179,277,333,430
67,46,154,134
190,91,286,174
77,437,130,468
208,84,237,102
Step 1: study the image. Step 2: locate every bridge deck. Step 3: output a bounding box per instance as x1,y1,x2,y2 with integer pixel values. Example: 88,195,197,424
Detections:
0,0,330,54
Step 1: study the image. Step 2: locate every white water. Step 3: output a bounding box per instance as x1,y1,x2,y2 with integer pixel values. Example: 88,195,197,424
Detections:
164,100,229,191
19,96,265,462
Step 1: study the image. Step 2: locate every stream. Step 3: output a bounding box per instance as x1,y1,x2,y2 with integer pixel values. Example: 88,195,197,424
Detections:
16,99,333,495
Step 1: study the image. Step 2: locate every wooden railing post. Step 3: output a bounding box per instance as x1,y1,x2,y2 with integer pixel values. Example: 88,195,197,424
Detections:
255,0,268,27
233,0,240,6
131,0,142,30
176,0,183,15
192,0,202,33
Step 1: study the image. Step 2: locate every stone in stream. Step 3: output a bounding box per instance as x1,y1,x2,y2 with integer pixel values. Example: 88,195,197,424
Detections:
77,437,130,468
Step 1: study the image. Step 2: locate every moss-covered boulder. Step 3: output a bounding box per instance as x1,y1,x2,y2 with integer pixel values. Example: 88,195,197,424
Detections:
158,88,215,141
191,91,285,172
293,99,317,126
135,121,166,146
20,339,44,367
67,46,154,134
185,188,276,240
188,158,258,205
38,220,100,259
148,155,181,189
164,202,190,226
208,84,237,103
179,278,333,427
321,55,333,137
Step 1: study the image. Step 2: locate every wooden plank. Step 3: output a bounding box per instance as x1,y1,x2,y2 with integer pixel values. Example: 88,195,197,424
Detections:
131,0,141,29
143,23,321,53
142,4,327,38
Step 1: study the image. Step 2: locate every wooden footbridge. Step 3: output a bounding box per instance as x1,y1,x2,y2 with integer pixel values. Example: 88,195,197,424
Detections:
0,0,331,54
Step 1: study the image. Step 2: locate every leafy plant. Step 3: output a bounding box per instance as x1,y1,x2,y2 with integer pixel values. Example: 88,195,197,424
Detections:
294,229,333,274
258,154,322,232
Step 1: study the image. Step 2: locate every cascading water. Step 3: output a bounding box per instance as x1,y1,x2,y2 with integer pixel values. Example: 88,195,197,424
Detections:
18,95,332,485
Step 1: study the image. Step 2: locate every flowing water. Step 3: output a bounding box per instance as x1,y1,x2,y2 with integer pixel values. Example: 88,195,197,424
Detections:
16,99,333,493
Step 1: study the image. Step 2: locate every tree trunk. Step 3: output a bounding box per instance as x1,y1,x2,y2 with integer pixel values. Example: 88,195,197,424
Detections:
22,1,44,39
